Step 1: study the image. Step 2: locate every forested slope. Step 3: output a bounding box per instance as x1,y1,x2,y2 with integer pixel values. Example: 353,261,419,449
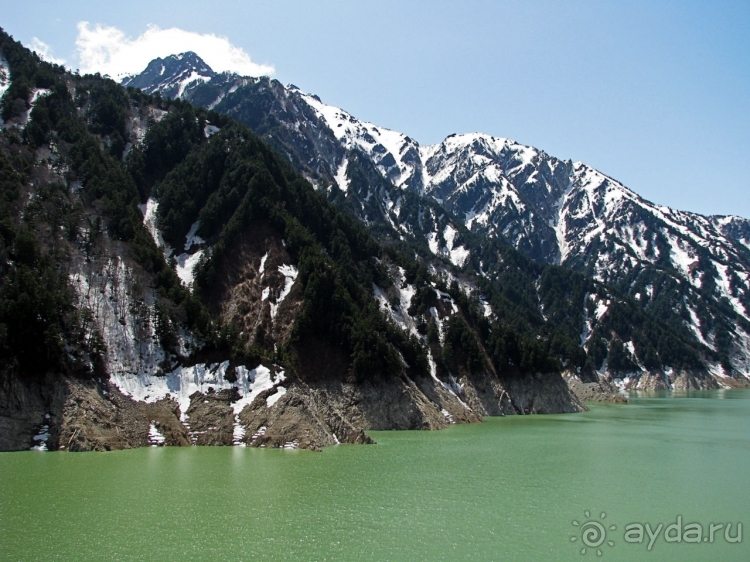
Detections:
0,30,589,452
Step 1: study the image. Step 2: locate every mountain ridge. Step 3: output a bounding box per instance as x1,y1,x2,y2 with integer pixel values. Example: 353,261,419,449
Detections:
0,32,595,453
124,51,750,385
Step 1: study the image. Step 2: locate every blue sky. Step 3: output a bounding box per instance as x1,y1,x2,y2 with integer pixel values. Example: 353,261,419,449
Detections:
3,0,749,218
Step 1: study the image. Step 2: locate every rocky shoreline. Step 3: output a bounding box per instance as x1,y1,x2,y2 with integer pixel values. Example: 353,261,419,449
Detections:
6,366,749,452
1,365,588,452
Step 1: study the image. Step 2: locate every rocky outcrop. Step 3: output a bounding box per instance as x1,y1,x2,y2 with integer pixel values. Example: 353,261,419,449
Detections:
0,372,67,451
234,369,584,451
59,378,190,452
502,372,587,413
238,384,373,451
228,367,582,450
1,363,588,452
564,372,628,403
564,367,749,402
0,372,191,452
609,369,723,392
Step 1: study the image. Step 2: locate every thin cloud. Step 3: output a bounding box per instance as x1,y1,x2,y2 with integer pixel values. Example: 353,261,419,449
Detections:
75,22,274,78
30,38,66,65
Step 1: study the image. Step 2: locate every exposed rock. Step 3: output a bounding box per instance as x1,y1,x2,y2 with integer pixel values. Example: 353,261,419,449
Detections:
707,375,750,389
0,372,191,452
183,388,237,446
610,369,722,392
238,384,372,451
59,378,190,451
0,372,66,451
671,370,720,391
503,371,587,412
564,372,627,403
2,362,590,452
232,369,584,451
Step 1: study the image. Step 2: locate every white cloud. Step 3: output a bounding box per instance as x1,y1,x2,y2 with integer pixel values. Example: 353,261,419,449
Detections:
75,22,274,78
30,38,66,65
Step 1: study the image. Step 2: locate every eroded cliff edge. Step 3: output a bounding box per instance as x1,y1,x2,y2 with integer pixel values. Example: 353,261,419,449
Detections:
1,366,584,452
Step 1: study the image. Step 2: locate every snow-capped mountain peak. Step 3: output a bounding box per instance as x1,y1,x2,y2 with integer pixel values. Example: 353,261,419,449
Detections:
122,52,216,97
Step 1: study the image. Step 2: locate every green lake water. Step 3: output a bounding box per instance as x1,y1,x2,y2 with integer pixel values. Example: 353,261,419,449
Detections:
1,390,749,561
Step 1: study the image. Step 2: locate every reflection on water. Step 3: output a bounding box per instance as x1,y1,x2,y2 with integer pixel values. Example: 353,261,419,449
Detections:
630,388,740,399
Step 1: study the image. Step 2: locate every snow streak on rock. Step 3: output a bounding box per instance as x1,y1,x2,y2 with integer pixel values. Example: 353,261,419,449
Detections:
110,361,287,421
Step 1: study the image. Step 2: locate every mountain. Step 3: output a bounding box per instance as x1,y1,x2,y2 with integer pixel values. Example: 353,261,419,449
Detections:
0,30,597,453
122,52,215,98
124,52,750,387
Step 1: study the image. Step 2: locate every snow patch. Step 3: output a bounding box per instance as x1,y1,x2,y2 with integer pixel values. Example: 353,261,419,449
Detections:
0,53,9,126
250,426,267,443
449,246,470,268
207,91,226,109
686,304,712,348
580,294,592,346
138,197,170,255
110,362,286,422
69,257,176,379
175,250,204,287
16,88,51,129
334,155,350,193
232,415,246,446
426,350,472,411
148,423,166,446
594,299,609,321
427,232,439,255
373,273,419,338
480,300,493,318
266,386,287,407
204,124,220,138
175,71,210,98
441,408,455,424
184,221,205,251
440,224,470,267
270,265,298,320
443,224,458,249
430,307,445,344
277,265,298,303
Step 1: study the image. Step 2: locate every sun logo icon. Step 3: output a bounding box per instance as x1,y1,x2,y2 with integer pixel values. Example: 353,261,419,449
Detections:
571,510,616,556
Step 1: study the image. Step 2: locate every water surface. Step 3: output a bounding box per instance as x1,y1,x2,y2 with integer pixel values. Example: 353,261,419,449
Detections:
1,390,748,560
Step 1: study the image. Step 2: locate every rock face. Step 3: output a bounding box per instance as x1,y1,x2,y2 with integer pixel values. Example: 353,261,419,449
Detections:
125,52,750,388
0,371,191,452
564,372,628,404
0,372,65,451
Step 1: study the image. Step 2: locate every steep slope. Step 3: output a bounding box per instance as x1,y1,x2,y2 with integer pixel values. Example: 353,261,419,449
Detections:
293,99,750,383
420,135,750,378
124,52,744,389
0,31,587,452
